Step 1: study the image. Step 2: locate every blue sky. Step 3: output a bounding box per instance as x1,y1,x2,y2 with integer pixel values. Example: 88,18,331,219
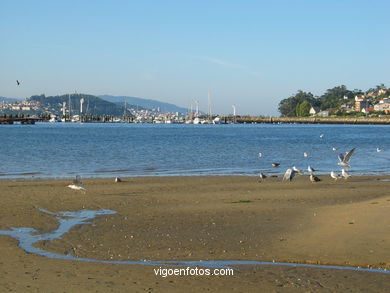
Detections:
1,0,389,115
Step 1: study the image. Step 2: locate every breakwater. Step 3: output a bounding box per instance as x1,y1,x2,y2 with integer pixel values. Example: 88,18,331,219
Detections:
232,116,390,125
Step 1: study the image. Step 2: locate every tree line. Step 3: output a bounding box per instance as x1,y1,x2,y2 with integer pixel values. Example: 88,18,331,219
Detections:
278,84,387,117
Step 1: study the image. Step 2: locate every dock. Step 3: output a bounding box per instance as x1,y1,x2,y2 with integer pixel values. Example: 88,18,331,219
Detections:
0,117,42,125
231,116,390,125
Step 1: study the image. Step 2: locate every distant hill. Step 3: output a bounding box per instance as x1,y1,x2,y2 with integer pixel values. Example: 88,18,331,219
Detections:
99,95,188,113
29,94,125,116
0,96,22,103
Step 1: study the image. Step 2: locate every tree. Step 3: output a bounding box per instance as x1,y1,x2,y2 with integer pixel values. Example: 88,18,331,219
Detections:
296,101,311,117
278,90,317,117
319,85,353,111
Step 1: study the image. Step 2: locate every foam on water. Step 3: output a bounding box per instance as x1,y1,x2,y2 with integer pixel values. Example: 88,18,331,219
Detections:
0,209,388,274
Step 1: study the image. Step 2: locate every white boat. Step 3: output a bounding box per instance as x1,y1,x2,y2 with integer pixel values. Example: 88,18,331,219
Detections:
49,115,60,123
213,117,222,124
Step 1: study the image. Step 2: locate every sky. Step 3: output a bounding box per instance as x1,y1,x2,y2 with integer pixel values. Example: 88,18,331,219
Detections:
1,0,389,115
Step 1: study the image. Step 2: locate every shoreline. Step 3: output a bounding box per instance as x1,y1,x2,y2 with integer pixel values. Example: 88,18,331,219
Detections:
0,175,389,292
2,116,390,125
1,171,390,182
236,116,390,125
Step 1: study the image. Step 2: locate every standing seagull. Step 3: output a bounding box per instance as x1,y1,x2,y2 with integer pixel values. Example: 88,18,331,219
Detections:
307,166,316,173
272,163,280,167
16,80,20,86
337,148,356,168
258,172,267,182
67,175,86,192
310,174,321,182
341,169,351,179
292,166,304,175
283,168,297,181
330,171,339,180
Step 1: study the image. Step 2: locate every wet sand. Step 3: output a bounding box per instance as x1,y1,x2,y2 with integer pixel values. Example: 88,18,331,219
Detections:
0,175,389,292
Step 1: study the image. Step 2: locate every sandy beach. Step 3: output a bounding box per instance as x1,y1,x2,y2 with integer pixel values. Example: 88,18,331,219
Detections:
0,175,389,292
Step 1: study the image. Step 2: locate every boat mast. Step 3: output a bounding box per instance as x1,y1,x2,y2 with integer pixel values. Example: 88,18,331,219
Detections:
68,94,71,121
208,92,211,121
195,100,199,117
69,94,72,121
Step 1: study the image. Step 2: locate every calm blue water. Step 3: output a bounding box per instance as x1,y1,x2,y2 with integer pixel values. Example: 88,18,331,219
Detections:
0,123,389,179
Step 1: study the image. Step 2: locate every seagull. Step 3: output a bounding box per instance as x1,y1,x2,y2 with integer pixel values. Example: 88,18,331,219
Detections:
258,172,267,182
258,152,263,158
303,152,308,158
341,169,351,179
67,184,86,192
292,166,304,175
320,134,324,138
330,171,339,180
67,175,86,192
16,80,20,86
337,148,355,168
376,148,382,152
283,168,298,181
310,174,321,182
115,177,122,183
307,166,316,173
272,163,280,167
332,147,337,151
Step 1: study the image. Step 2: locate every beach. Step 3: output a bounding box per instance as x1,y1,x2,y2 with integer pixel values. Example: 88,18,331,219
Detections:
0,175,389,292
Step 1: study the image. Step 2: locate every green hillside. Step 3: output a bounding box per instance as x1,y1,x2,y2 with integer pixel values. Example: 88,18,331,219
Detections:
28,94,126,116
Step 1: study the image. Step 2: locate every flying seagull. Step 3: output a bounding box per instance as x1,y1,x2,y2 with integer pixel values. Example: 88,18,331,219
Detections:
258,152,263,158
337,148,355,168
320,134,324,138
67,175,86,192
16,80,20,86
303,152,308,158
332,147,337,151
307,166,316,173
310,174,321,182
376,148,382,152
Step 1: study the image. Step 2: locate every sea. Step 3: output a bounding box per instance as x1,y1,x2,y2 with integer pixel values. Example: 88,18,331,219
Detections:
0,123,389,179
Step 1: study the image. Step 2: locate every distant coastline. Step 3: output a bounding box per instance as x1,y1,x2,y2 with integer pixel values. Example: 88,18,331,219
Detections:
2,115,390,125
234,116,390,125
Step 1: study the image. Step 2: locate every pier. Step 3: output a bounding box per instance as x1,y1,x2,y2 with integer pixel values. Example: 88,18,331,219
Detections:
0,117,42,125
231,116,390,125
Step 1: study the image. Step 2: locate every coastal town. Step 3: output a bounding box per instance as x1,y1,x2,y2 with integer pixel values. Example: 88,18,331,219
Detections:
1,85,390,124
308,88,390,117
